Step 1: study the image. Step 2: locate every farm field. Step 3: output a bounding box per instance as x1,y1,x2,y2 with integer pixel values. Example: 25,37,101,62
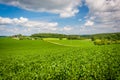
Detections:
0,38,120,80
46,39,94,47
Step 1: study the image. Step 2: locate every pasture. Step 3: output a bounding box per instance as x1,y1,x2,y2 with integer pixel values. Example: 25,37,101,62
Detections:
0,38,120,80
47,39,94,47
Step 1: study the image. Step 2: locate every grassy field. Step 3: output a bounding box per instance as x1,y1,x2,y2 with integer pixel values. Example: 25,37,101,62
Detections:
0,38,120,80
47,39,94,47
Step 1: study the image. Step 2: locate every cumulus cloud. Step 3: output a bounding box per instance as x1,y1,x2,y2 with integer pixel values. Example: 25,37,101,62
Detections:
84,0,120,33
0,0,120,35
86,0,120,12
0,17,76,35
0,17,27,24
86,0,120,21
0,0,81,18
63,26,73,31
84,20,94,26
0,16,61,35
0,17,58,29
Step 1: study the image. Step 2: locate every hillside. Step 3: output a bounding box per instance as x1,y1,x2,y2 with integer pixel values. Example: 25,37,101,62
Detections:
0,38,120,79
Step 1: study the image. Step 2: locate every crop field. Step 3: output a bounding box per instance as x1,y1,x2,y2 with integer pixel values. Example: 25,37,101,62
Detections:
0,38,120,80
47,40,94,47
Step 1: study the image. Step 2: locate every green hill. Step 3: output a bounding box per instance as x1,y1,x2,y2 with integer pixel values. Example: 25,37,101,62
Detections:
0,38,120,80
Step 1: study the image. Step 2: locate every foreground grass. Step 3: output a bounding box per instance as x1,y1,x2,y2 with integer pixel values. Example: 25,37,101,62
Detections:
0,38,120,80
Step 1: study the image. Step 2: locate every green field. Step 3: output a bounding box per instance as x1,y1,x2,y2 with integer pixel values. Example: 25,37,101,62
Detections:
47,39,93,47
0,38,120,80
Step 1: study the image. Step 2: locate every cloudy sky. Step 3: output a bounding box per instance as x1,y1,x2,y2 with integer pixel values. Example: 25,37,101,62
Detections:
0,0,120,35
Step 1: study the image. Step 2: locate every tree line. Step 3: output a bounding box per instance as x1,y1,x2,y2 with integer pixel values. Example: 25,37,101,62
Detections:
31,33,82,40
91,32,120,45
10,32,120,45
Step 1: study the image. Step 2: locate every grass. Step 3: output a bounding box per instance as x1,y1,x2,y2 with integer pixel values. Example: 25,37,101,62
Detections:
43,38,60,40
43,38,67,40
47,40,94,47
0,38,120,80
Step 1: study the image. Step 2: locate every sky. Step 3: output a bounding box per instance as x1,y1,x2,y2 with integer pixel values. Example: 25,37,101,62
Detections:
0,0,120,36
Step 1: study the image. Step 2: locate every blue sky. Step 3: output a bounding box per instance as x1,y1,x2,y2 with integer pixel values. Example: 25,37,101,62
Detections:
0,0,120,35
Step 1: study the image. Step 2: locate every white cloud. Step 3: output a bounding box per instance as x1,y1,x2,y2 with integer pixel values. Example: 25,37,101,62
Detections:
0,17,58,29
63,26,73,31
0,0,120,35
0,0,81,18
0,17,77,35
86,0,120,12
0,17,60,36
84,0,120,33
84,20,94,26
86,0,120,21
0,17,13,24
0,17,28,25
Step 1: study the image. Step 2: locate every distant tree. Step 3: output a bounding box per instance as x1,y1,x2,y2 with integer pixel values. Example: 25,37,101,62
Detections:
59,37,62,40
91,36,97,41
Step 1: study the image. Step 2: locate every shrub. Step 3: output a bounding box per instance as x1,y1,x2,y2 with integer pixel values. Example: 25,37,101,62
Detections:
94,39,112,45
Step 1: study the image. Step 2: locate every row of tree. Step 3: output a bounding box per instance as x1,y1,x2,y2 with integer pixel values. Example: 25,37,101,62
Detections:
11,32,120,45
91,32,120,45
91,32,120,41
31,33,82,40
